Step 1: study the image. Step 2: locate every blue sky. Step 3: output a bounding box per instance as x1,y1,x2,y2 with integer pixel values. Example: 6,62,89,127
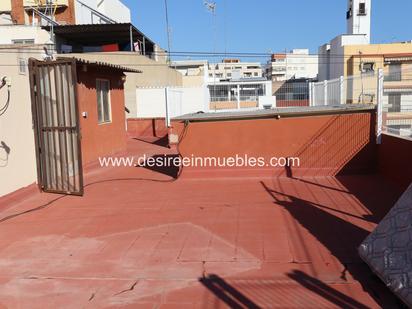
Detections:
122,0,412,61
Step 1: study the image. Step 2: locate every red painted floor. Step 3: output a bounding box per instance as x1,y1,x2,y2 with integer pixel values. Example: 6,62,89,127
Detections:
0,138,404,308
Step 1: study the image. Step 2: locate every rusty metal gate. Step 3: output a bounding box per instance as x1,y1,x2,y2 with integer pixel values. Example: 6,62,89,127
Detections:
29,58,84,195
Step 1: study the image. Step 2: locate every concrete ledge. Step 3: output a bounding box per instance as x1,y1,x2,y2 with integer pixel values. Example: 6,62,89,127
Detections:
173,104,376,122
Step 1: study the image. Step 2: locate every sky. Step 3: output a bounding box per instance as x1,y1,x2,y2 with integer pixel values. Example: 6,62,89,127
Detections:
122,0,412,62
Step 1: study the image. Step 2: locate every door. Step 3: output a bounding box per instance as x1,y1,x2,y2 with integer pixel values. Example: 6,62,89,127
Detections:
29,58,84,195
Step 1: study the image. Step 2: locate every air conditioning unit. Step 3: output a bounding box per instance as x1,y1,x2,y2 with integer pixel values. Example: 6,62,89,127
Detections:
360,62,375,73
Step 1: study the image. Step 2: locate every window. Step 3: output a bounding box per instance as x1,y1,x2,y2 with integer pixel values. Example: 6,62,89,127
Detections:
386,64,402,81
358,2,366,15
96,79,111,124
388,93,401,113
254,72,258,76
12,39,35,45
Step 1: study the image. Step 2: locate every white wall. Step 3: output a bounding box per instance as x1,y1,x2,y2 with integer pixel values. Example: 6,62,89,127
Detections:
347,0,371,42
0,25,50,45
136,87,209,118
318,34,369,81
286,53,318,80
75,0,131,24
0,47,44,197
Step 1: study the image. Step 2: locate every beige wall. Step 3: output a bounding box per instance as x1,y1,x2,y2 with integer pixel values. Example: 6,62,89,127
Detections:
0,46,44,197
344,42,412,77
65,52,183,118
181,75,205,87
342,43,412,104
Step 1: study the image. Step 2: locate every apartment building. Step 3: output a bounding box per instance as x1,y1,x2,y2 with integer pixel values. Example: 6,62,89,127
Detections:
0,0,130,26
208,59,263,82
265,49,319,82
0,0,131,46
171,60,209,87
318,0,412,110
318,0,372,81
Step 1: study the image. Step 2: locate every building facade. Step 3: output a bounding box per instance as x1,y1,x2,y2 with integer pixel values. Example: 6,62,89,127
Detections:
0,0,131,45
208,59,263,83
318,0,372,81
171,60,209,87
0,0,130,27
265,49,318,82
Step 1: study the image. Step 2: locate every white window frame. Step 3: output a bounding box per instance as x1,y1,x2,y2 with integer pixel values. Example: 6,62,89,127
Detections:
96,79,112,124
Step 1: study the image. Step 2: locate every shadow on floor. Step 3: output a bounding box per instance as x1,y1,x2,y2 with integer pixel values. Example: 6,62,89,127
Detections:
137,154,181,179
260,181,402,308
199,274,261,309
199,273,377,308
133,135,169,148
287,270,370,309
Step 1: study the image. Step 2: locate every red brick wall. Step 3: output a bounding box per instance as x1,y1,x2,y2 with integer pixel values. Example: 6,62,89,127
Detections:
10,0,24,24
76,66,127,166
11,0,76,25
276,100,310,107
172,111,377,177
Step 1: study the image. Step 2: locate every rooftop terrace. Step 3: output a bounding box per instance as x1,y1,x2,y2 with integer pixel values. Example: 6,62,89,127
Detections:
1,106,411,307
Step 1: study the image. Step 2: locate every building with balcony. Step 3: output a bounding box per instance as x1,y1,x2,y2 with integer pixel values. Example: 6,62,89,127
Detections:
265,49,318,82
208,59,263,83
0,0,130,26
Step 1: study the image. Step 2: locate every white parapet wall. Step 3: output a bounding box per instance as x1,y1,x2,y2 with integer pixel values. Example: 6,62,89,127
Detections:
136,86,209,119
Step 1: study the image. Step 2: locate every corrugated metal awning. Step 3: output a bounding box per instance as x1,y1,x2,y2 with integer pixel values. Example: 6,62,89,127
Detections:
385,56,412,62
42,23,156,47
57,57,142,73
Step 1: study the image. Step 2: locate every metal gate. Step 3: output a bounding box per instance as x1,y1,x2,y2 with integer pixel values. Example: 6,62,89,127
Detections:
29,58,84,195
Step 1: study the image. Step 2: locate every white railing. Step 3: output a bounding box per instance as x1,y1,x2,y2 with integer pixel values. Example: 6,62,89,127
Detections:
310,68,412,142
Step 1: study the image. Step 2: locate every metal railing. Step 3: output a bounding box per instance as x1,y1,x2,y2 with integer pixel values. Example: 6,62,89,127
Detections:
310,73,378,106
273,80,310,107
308,68,412,141
208,83,267,110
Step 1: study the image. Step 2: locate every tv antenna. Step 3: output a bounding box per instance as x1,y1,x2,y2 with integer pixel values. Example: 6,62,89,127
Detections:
204,0,216,14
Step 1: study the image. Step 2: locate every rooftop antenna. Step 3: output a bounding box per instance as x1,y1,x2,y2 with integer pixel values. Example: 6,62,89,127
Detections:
204,0,217,57
164,0,172,63
204,0,216,14
204,0,217,83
